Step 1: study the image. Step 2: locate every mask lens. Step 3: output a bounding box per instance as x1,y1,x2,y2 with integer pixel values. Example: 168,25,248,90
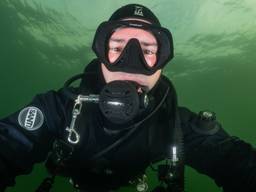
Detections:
107,27,158,68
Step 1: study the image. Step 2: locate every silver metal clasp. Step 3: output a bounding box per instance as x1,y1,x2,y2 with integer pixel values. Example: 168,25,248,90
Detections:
66,95,83,144
65,94,99,145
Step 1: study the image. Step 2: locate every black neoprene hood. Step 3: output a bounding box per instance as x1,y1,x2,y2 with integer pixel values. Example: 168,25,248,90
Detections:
109,4,161,26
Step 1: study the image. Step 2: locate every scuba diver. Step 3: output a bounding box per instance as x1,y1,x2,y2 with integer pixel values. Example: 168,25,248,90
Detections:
0,3,256,192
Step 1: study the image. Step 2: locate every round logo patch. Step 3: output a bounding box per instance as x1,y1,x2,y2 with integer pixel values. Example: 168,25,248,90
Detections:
18,106,44,131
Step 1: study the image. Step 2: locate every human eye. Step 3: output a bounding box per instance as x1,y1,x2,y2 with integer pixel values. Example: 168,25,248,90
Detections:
143,49,156,55
109,47,123,53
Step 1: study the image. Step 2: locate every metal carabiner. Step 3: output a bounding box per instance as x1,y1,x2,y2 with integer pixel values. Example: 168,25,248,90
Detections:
66,95,83,144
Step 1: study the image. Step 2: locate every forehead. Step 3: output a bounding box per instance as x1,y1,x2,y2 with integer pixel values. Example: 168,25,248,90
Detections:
110,27,157,44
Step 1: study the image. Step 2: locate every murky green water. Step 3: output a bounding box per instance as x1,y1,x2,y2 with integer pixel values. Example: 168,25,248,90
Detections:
1,0,255,191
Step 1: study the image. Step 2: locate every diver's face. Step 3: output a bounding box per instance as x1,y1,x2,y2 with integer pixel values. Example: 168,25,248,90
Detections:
101,27,161,90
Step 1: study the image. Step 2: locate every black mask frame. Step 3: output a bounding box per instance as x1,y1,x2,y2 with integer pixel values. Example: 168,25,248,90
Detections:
92,20,174,75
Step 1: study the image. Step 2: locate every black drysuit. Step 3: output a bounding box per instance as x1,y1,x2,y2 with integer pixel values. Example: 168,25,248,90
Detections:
0,60,256,192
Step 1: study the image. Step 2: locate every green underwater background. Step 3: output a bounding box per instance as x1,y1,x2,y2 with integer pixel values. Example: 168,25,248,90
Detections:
0,0,256,191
